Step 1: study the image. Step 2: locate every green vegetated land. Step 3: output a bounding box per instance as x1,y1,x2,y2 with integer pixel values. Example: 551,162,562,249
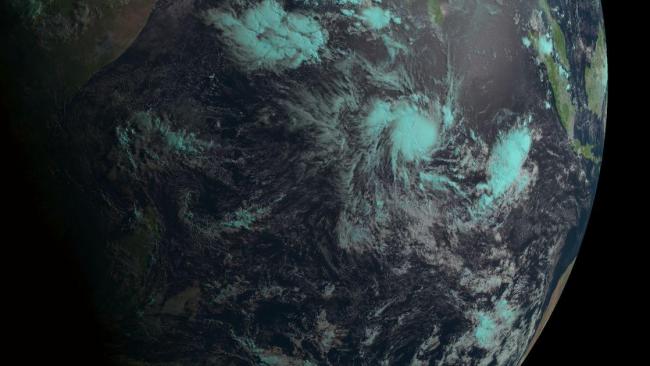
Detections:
585,26,608,118
531,0,605,162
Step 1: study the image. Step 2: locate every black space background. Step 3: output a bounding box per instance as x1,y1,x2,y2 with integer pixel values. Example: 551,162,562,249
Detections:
2,0,641,364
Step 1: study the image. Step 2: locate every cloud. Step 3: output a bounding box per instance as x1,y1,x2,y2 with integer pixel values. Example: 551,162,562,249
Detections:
204,0,328,72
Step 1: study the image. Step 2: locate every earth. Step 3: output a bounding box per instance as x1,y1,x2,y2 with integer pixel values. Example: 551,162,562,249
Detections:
2,0,607,365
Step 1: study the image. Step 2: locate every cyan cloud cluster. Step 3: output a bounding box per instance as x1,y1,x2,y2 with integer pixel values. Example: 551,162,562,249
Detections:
364,99,440,174
204,0,328,72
